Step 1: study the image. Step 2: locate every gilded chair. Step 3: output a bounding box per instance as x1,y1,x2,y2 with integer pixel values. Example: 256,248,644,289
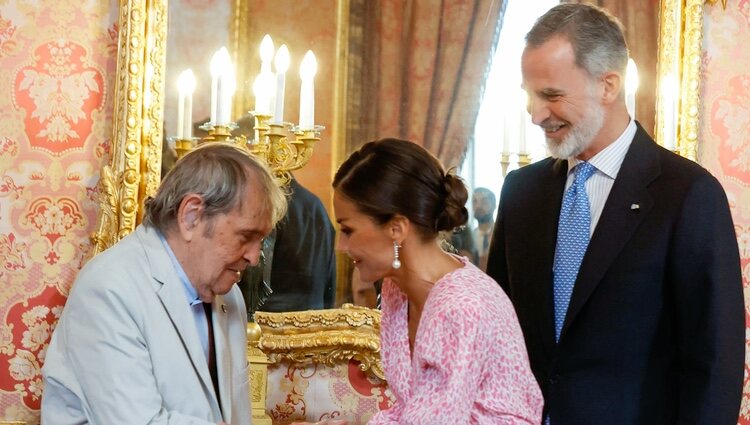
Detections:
251,304,394,425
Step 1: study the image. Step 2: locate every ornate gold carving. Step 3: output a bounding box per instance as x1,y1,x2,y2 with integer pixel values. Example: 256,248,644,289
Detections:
705,0,727,9
91,0,167,253
90,165,121,256
255,304,384,380
247,322,273,425
656,0,705,161
656,0,680,151
140,0,168,219
679,0,705,161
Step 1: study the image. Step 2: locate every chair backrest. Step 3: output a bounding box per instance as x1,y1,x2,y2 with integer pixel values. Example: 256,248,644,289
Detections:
255,304,394,425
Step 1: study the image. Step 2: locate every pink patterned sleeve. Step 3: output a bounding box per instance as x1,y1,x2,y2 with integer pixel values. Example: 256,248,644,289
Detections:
402,307,485,424
367,324,481,425
369,269,542,424
371,308,540,424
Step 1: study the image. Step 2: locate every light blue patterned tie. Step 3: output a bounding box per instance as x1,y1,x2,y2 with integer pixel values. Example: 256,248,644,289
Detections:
553,161,596,342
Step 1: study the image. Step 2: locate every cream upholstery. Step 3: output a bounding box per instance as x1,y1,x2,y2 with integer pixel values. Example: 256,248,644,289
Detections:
254,304,394,425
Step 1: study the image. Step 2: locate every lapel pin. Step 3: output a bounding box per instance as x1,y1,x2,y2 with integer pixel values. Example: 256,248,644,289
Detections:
630,203,640,211
221,304,227,313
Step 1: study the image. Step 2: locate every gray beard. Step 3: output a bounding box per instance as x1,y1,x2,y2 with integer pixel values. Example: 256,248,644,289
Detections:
546,101,605,160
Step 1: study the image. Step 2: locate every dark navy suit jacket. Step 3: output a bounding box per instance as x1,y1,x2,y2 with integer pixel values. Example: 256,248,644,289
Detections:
487,123,744,425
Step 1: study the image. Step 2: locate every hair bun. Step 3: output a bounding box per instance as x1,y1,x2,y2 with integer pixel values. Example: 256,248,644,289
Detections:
434,173,469,232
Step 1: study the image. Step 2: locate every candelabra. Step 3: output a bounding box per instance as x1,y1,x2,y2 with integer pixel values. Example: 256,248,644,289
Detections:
500,153,511,178
170,115,324,187
500,152,532,178
248,114,324,186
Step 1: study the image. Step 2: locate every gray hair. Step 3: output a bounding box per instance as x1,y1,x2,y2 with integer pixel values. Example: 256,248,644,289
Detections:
143,143,287,233
526,3,628,79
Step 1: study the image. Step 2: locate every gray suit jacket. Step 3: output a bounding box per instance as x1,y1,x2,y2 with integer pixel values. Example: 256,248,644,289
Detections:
42,225,252,425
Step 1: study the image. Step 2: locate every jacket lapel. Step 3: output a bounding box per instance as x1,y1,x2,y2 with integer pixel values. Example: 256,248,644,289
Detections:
138,226,222,416
560,125,661,339
530,159,569,352
212,295,233,422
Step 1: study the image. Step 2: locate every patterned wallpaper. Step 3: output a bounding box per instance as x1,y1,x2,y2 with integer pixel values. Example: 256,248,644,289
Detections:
0,1,748,423
700,2,750,423
0,0,118,422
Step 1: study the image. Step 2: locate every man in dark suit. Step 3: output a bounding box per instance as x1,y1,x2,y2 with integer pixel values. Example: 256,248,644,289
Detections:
486,4,744,425
261,175,336,311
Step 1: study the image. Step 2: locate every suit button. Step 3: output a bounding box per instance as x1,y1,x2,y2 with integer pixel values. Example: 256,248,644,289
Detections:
549,374,560,385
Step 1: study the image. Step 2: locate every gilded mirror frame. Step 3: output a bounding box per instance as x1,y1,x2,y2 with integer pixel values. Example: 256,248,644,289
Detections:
655,0,707,161
94,0,709,253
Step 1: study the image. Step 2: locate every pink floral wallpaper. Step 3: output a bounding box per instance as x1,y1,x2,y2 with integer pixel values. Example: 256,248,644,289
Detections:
0,1,747,423
699,2,750,423
0,1,118,422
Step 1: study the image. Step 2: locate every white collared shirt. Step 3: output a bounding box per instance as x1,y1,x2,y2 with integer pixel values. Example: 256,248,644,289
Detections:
566,119,637,236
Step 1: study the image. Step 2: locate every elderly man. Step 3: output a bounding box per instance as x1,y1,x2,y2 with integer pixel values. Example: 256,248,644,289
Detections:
487,4,743,425
42,143,287,424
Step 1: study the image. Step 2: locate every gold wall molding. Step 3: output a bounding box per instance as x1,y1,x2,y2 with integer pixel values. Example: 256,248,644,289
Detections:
92,0,167,255
656,0,706,161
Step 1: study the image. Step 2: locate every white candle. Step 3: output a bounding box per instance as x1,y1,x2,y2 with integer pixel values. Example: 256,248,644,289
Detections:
661,74,678,151
260,35,275,75
210,47,233,126
176,69,196,139
261,35,275,117
210,74,218,125
299,50,317,130
502,114,511,155
252,72,273,116
210,48,228,124
220,64,236,125
518,90,528,154
273,45,290,123
625,58,639,119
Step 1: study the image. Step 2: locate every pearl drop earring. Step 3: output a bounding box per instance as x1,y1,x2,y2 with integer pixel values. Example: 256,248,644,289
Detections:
392,241,401,269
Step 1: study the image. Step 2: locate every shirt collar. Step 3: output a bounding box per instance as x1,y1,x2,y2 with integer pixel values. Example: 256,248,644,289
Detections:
568,118,637,179
157,230,202,306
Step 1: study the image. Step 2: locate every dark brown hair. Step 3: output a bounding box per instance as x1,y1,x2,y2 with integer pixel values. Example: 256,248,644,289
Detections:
333,138,468,238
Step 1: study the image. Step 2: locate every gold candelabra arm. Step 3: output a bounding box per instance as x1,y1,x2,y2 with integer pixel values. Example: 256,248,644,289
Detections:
202,123,238,142
252,114,272,145
171,137,198,161
292,125,324,170
517,153,531,168
171,117,324,188
500,153,511,178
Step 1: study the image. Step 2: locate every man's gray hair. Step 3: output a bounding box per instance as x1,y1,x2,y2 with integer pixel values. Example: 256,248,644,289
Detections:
143,143,287,233
526,3,628,79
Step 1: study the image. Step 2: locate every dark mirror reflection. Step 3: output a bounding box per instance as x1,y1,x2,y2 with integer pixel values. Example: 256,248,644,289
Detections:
238,173,336,318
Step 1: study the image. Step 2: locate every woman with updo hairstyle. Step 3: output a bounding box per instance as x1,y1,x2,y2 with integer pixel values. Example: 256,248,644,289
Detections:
332,139,543,424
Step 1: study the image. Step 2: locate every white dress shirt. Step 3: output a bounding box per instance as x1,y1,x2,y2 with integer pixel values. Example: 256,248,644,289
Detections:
565,119,637,236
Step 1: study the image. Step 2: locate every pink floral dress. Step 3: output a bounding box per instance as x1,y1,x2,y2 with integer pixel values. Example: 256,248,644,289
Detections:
368,257,543,424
